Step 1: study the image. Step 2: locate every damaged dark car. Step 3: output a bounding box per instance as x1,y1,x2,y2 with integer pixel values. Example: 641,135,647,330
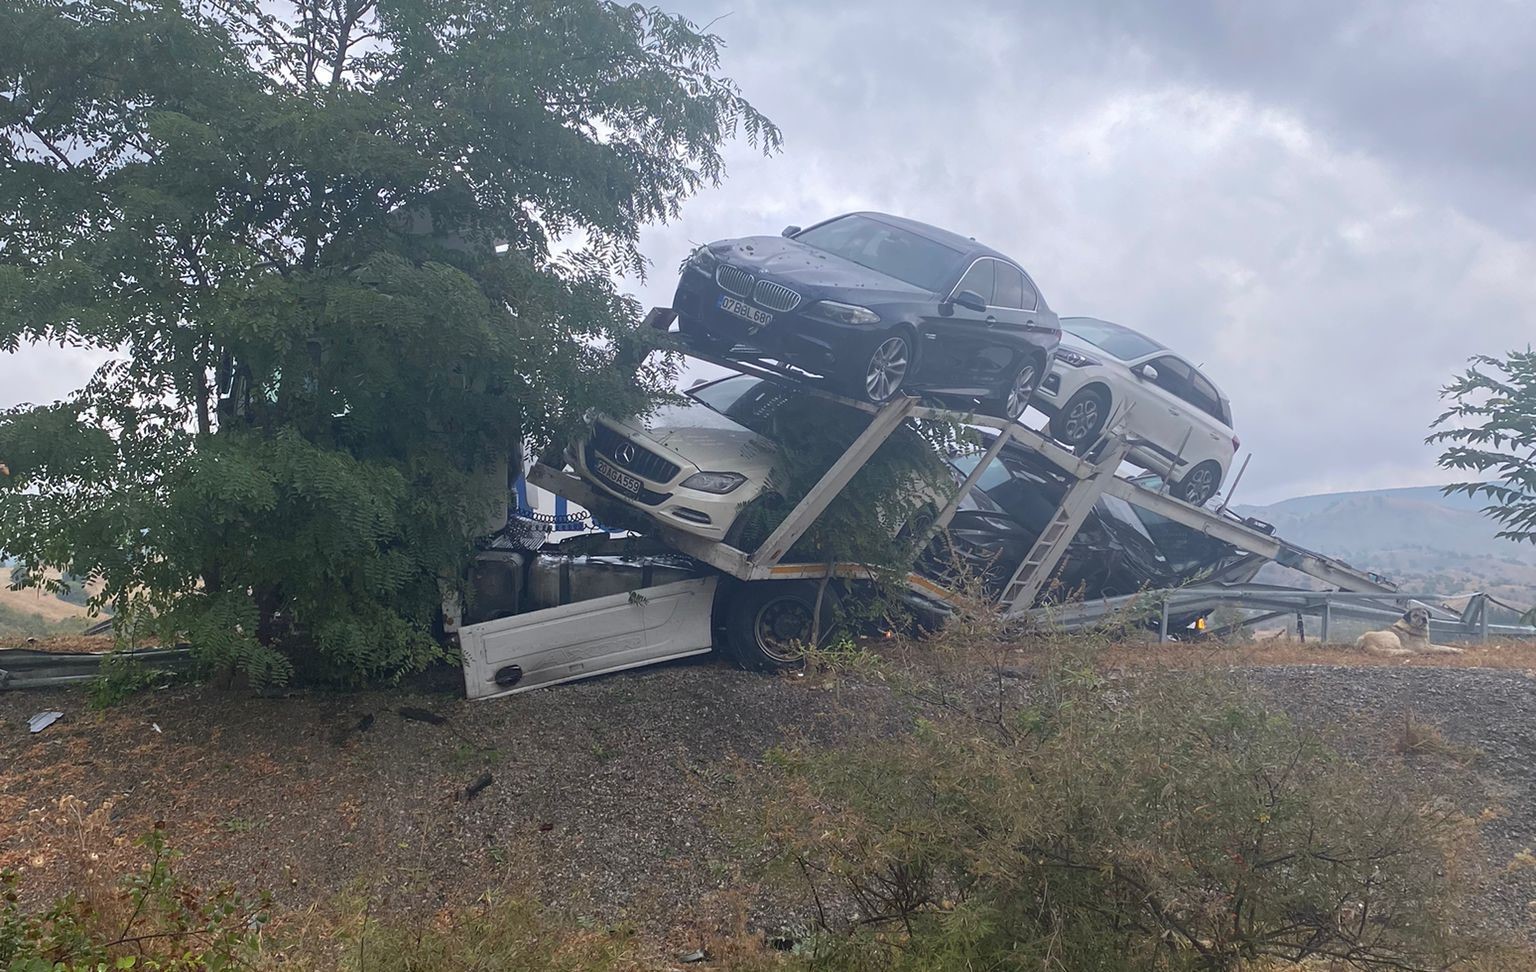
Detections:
925,437,1267,607
673,212,1060,419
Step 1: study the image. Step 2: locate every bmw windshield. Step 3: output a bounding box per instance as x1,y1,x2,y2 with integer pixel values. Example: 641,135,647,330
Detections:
1062,318,1164,361
793,214,965,293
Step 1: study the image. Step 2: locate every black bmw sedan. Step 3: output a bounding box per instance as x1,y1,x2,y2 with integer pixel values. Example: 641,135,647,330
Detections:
672,212,1061,420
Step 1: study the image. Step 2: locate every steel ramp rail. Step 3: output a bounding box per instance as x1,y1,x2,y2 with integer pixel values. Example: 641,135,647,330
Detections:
1099,478,1395,594
997,436,1134,615
527,464,956,608
747,394,919,567
635,310,1397,600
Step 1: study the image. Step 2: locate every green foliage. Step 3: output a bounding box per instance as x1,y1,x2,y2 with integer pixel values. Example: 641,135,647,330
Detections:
1429,348,1536,545
88,652,175,709
756,646,1479,971
730,405,965,576
0,828,268,971
0,0,777,683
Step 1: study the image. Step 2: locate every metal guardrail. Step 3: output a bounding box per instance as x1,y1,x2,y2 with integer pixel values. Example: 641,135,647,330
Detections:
0,647,192,690
1032,586,1536,643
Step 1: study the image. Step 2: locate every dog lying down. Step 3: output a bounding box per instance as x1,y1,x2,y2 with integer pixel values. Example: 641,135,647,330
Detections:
1355,607,1462,656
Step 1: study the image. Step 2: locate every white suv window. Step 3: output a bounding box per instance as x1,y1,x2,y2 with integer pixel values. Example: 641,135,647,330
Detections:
1185,371,1227,425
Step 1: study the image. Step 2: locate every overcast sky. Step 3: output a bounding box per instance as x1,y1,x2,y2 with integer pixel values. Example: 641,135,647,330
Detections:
3,0,1533,505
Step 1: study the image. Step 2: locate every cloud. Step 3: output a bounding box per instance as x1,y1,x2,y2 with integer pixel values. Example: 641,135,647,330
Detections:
629,0,1536,503
0,344,110,413
6,0,1534,507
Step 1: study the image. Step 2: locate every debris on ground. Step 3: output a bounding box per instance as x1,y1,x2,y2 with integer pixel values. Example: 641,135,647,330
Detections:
463,771,494,801
397,706,447,725
26,711,62,734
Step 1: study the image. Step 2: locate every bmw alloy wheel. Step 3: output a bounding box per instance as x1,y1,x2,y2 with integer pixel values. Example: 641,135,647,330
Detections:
1005,363,1038,420
864,336,910,402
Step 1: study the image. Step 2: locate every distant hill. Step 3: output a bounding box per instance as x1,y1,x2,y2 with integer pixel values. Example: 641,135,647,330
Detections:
1235,485,1536,604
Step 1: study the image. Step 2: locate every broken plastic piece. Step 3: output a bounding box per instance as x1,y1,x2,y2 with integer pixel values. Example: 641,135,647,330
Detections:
28,711,63,734
463,772,494,801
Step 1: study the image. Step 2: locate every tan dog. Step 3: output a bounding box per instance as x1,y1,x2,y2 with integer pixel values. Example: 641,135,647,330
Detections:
1355,607,1462,656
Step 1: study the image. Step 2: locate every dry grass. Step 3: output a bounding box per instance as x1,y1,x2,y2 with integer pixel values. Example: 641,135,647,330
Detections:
1392,711,1482,765
1,633,119,652
0,584,90,624
1098,637,1536,674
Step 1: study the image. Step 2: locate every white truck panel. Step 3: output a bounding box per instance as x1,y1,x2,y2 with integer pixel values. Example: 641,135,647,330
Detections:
459,577,718,700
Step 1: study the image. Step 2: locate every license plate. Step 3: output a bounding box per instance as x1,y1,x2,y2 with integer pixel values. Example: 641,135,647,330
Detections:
594,458,643,497
717,294,772,328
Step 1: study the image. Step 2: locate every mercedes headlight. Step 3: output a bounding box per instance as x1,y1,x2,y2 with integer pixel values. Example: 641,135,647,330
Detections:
810,300,880,325
680,471,747,493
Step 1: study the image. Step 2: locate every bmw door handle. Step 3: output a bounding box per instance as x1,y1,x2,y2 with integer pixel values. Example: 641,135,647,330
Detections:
985,316,997,325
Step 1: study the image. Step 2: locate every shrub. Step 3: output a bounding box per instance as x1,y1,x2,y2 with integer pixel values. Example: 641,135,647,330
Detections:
0,826,268,970
757,643,1484,971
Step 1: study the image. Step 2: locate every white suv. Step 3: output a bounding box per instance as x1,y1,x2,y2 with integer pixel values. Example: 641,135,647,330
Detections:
1034,317,1238,506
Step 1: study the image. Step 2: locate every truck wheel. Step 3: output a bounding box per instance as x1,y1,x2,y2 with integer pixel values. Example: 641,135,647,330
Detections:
724,581,843,672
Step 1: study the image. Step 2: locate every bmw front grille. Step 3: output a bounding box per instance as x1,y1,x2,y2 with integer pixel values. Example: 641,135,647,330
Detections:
715,264,754,298
752,279,801,312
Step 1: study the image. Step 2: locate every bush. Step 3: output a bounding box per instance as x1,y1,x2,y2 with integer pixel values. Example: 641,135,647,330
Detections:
0,827,268,970
755,641,1484,971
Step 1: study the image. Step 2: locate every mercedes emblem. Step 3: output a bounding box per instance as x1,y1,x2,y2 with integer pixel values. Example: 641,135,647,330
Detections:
614,443,636,465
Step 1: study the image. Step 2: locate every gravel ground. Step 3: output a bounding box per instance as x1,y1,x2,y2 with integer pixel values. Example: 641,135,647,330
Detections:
0,655,908,942
1241,665,1536,936
2,653,1534,943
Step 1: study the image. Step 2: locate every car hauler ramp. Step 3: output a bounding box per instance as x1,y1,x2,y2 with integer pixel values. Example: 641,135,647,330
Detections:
460,314,1401,699
632,324,1395,601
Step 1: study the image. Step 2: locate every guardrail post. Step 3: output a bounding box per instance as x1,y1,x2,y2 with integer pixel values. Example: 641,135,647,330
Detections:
1159,597,1169,643
1320,599,1331,644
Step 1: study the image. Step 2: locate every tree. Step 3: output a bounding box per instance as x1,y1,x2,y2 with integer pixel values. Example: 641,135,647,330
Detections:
0,0,778,683
1428,349,1536,548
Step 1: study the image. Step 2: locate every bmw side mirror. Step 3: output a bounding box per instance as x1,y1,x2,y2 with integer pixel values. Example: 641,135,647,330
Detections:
950,290,988,313
781,225,801,237
1137,363,1159,382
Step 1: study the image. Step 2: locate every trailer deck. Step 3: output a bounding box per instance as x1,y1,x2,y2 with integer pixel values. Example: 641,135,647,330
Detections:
457,313,1524,701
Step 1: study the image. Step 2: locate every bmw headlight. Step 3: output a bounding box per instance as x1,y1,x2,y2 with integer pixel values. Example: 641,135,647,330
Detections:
680,471,747,493
1055,349,1100,368
810,300,881,326
687,246,719,276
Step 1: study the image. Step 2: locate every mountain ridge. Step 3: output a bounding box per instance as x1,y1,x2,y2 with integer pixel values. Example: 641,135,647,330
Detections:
1234,483,1535,603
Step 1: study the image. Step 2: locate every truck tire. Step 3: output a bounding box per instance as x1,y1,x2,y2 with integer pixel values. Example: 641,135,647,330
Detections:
723,580,843,672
